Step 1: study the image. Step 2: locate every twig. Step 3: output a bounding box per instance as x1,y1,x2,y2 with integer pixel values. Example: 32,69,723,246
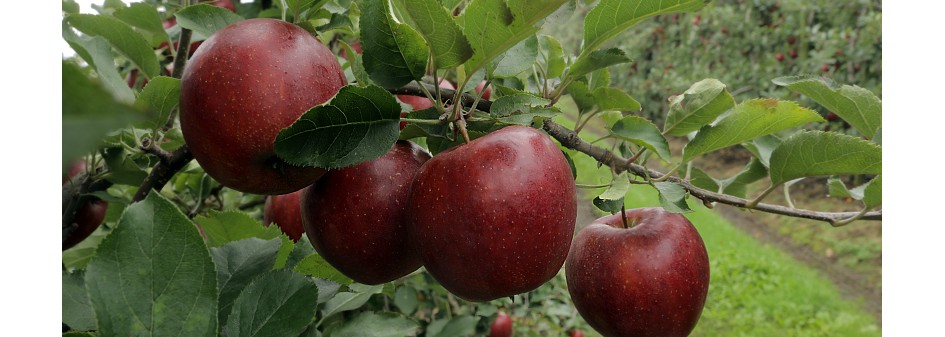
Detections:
132,146,193,202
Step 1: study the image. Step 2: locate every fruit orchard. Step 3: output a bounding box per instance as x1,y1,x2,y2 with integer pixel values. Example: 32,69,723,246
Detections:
61,0,882,336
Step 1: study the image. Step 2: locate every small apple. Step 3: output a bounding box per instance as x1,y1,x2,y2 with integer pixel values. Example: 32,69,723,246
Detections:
692,15,701,25
474,80,491,100
263,190,305,241
301,141,431,284
407,126,577,301
569,329,584,337
180,18,346,195
789,49,798,59
775,52,784,62
488,311,512,337
787,35,797,45
62,161,109,250
566,208,709,337
821,64,831,72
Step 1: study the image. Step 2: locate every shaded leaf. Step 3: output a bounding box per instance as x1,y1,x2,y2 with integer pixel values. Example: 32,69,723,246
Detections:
663,79,735,136
224,270,318,337
274,85,401,169
593,196,624,213
67,14,161,78
653,181,692,213
62,22,134,104
394,286,419,315
63,270,96,331
609,116,671,160
211,238,283,331
362,0,428,88
294,253,354,286
718,158,768,198
114,2,169,47
768,131,882,185
196,210,284,247
175,3,244,39
134,76,180,129
321,284,383,319
741,134,781,168
773,75,881,139
433,315,479,337
568,48,631,81
403,0,473,68
492,35,539,78
62,61,137,170
683,99,824,161
340,40,373,87
331,312,420,337
85,192,217,337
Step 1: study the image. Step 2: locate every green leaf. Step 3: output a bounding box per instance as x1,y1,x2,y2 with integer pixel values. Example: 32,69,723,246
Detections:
113,2,169,47
663,79,736,136
827,176,858,199
598,172,630,201
286,0,330,21
718,158,768,198
609,116,671,160
175,4,244,39
66,14,161,78
568,48,632,81
330,312,420,337
196,210,282,247
433,315,480,337
592,196,624,213
492,35,539,78
538,35,565,78
773,75,882,139
741,134,781,168
85,192,217,337
593,87,641,112
394,286,419,314
402,0,473,68
62,22,134,104
63,332,96,337
282,235,317,270
403,108,451,140
768,131,882,185
62,61,138,169
63,270,96,331
63,0,80,14
687,167,720,193
321,284,383,319
340,40,373,87
582,0,707,53
458,0,568,74
683,99,825,161
62,228,110,269
211,238,283,332
361,0,428,88
567,81,595,114
653,181,692,213
294,253,355,286
134,76,181,129
274,85,401,169
489,94,559,125
873,127,882,146
863,176,882,208
223,270,318,337
101,146,148,185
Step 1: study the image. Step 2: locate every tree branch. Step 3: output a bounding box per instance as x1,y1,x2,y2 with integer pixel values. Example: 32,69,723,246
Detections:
390,85,882,225
132,145,193,202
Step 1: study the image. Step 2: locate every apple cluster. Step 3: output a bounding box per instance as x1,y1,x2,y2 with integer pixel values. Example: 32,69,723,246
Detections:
177,18,710,337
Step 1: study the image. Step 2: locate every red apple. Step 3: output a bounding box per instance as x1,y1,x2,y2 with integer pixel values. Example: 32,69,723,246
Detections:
566,208,709,337
62,161,108,250
789,49,798,59
180,18,346,195
488,311,512,337
775,52,784,62
787,35,797,45
821,64,831,72
569,330,584,337
301,141,431,284
263,190,305,241
407,126,577,301
474,80,491,100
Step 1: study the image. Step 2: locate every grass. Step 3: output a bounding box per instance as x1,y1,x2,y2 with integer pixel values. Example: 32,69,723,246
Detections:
554,115,881,336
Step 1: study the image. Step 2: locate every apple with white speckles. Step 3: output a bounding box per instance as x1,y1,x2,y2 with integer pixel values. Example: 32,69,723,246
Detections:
180,18,346,195
565,207,709,337
406,125,577,301
300,141,431,284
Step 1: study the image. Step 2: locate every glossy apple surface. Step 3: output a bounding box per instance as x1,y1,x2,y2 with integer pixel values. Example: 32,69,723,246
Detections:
263,190,304,241
566,207,709,337
180,18,346,195
407,125,577,301
301,141,431,284
488,311,512,337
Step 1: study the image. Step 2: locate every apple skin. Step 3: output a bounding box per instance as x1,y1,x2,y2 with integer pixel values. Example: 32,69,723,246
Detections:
565,207,709,337
263,190,305,241
62,161,109,250
407,126,577,301
569,330,584,337
488,311,513,337
474,80,491,100
300,141,431,284
180,18,346,195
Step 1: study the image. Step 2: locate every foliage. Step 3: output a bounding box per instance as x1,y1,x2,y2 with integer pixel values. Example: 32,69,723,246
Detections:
62,0,881,335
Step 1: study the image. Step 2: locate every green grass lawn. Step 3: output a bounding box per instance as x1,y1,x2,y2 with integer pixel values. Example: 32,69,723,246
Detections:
555,115,880,337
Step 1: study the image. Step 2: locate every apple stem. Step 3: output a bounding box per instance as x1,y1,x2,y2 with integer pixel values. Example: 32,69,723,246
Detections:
620,204,630,228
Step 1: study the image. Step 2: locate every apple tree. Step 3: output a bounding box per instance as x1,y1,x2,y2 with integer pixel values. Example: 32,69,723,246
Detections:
62,0,881,336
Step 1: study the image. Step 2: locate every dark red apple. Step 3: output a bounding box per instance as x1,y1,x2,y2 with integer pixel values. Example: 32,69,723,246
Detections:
565,208,709,337
263,190,304,241
62,161,108,250
821,64,831,72
787,35,797,45
789,49,798,59
407,126,577,301
488,311,512,337
775,52,784,62
569,330,584,337
180,18,346,195
300,141,431,284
